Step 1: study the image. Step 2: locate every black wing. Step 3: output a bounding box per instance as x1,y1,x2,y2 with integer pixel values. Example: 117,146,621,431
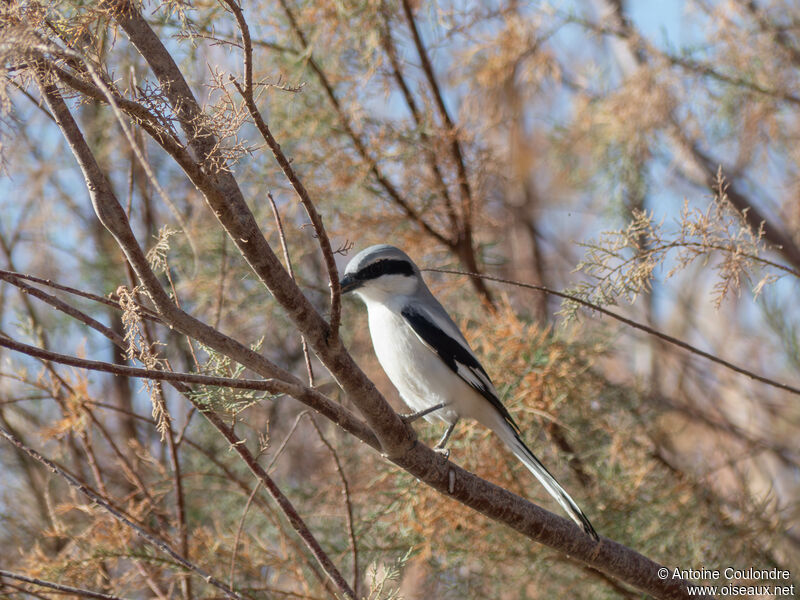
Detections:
401,305,521,434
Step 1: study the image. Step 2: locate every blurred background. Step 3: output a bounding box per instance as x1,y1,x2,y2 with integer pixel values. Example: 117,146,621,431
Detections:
0,0,798,597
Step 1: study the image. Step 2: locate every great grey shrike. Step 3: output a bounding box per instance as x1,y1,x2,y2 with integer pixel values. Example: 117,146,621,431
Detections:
340,244,597,540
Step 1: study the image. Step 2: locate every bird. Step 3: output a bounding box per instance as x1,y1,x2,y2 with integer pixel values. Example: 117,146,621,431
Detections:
339,244,598,540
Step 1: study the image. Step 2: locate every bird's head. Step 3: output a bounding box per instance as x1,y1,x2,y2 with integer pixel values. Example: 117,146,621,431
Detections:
340,244,421,304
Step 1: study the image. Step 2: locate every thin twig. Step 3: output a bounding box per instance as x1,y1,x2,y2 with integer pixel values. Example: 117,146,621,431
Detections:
229,409,309,591
0,268,162,322
0,334,283,393
310,417,360,598
225,0,342,341
424,268,800,397
268,192,315,385
0,271,124,345
228,482,260,591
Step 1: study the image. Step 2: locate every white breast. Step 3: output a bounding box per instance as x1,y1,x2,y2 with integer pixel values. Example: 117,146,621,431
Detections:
366,301,470,425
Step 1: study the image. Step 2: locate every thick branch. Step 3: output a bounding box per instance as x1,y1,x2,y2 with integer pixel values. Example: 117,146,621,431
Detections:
36,75,364,599
103,0,412,456
1,312,704,599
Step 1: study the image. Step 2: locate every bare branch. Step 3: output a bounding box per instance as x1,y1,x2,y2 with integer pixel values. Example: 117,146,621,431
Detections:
224,0,343,340
268,192,315,385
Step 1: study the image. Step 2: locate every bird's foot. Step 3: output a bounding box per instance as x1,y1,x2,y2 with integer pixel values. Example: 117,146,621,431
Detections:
434,446,451,460
400,403,445,424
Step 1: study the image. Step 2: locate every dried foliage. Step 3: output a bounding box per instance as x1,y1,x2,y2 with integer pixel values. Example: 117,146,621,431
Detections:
1,0,798,599
565,170,794,315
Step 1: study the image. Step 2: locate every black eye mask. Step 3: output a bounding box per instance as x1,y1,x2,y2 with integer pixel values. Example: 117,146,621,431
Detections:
354,259,414,282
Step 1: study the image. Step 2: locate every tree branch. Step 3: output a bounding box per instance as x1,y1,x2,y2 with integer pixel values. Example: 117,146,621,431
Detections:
399,0,495,306
223,0,343,341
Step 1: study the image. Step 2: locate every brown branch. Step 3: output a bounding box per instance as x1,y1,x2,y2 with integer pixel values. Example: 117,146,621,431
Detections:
398,0,495,307
379,11,459,232
182,425,339,598
0,271,124,345
195,407,357,599
0,427,247,600
231,79,343,339
228,482,261,592
424,268,800,398
310,417,360,597
0,570,128,600
49,63,182,146
0,268,163,323
268,193,315,385
36,72,294,382
224,0,342,340
0,334,379,436
1,331,356,599
229,410,309,591
400,0,473,223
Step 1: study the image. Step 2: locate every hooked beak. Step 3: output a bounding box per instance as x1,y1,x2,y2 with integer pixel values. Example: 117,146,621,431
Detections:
339,273,360,294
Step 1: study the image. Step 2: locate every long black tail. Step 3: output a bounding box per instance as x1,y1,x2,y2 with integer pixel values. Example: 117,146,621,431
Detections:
496,420,598,540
